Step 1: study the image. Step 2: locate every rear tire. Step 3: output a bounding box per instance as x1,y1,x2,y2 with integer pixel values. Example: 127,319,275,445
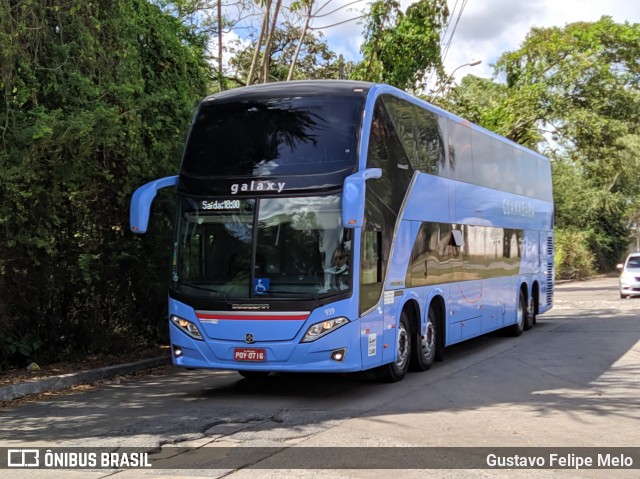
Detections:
374,313,411,383
507,289,525,337
410,307,436,372
523,295,535,331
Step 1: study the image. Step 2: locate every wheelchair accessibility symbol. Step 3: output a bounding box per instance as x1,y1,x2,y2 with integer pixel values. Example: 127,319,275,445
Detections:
253,278,270,295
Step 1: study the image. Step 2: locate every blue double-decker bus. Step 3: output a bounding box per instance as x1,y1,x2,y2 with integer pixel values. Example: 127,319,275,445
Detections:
131,80,554,382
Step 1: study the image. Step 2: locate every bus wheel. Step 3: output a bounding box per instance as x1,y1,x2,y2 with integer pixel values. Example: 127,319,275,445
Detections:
524,295,535,330
238,370,271,379
508,289,526,337
374,313,411,382
410,307,436,372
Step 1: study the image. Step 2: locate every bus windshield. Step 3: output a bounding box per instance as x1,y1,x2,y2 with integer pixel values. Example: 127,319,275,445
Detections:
182,95,363,178
173,194,351,300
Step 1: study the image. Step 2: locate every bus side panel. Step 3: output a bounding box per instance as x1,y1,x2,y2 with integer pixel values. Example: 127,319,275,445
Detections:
520,230,541,276
448,279,482,344
359,305,385,370
482,275,512,332
453,181,552,232
386,220,418,290
382,291,402,365
403,174,452,223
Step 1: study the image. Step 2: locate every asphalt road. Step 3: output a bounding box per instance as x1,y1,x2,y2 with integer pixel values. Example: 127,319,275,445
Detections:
2,276,639,478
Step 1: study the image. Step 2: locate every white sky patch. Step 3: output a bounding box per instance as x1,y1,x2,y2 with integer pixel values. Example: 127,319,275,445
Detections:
442,0,640,81
209,29,251,76
312,0,370,61
320,0,640,83
209,0,640,84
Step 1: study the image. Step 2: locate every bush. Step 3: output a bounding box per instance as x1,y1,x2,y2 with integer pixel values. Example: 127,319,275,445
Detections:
554,228,596,280
0,0,210,369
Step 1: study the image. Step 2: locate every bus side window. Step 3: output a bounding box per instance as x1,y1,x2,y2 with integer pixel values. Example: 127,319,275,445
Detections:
360,229,383,313
361,230,382,284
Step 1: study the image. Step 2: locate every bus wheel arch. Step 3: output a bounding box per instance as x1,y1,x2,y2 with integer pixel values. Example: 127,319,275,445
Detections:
374,307,412,383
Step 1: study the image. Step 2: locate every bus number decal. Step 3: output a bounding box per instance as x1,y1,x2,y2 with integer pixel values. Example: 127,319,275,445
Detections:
324,307,335,316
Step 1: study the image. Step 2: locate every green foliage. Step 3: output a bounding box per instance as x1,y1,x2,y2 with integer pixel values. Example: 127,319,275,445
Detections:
229,26,352,84
554,228,596,280
444,74,546,149
553,160,629,270
0,0,210,369
354,0,448,91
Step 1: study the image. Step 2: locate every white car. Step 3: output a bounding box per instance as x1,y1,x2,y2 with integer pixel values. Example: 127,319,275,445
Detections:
617,253,640,299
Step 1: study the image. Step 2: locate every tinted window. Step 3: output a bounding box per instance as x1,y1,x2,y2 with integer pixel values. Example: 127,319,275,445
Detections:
382,95,446,175
444,120,551,201
256,196,352,296
174,197,255,299
472,129,492,188
406,222,524,285
360,190,393,313
182,95,364,178
448,120,473,183
173,194,352,300
366,99,414,213
360,98,413,313
406,223,460,287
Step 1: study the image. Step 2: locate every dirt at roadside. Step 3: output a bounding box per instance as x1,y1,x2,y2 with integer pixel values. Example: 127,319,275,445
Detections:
0,345,170,387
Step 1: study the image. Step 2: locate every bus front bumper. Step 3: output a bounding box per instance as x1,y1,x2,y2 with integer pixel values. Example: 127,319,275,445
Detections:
169,320,365,373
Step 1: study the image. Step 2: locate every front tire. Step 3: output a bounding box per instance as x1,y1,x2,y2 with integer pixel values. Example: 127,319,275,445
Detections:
374,313,411,382
410,307,436,372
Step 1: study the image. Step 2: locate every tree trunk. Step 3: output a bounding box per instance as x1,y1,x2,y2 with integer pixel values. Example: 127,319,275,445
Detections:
217,0,224,90
287,3,312,81
246,0,272,86
259,0,282,83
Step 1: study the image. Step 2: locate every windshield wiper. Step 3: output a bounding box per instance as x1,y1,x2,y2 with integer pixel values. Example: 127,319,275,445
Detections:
178,283,230,302
265,290,327,302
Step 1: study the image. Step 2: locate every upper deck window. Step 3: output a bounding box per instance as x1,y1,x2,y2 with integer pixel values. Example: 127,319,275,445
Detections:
182,95,365,178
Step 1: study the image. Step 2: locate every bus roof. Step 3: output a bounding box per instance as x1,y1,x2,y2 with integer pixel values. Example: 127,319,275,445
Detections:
203,80,375,104
202,80,548,164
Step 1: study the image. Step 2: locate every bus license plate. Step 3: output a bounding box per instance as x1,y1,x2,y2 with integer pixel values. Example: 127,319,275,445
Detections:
234,348,266,362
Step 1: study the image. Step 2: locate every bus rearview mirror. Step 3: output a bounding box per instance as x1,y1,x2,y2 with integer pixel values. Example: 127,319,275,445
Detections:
342,168,382,229
130,176,179,234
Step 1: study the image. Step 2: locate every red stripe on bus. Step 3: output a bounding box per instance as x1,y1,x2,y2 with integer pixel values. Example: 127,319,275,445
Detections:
196,313,309,321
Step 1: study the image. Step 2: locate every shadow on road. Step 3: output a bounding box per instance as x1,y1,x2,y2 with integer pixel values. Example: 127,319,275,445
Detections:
1,284,639,447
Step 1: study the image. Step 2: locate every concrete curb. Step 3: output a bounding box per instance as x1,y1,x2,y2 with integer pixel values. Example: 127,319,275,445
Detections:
0,356,171,402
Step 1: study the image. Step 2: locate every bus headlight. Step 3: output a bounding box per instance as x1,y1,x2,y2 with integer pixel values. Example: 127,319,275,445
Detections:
170,315,203,340
301,317,349,343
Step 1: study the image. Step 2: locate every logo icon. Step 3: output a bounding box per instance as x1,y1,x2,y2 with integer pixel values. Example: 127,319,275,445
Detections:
8,449,40,467
253,278,270,295
245,333,255,344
